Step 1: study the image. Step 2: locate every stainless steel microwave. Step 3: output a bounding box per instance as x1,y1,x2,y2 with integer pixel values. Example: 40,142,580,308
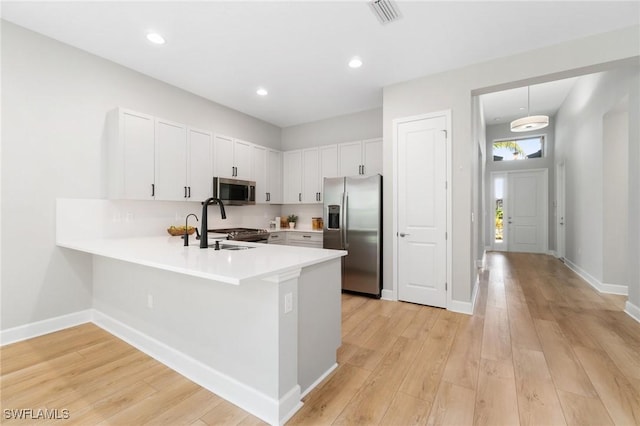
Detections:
213,177,255,205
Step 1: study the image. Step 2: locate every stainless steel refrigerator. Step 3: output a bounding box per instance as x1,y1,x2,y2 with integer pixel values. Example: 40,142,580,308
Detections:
323,175,382,297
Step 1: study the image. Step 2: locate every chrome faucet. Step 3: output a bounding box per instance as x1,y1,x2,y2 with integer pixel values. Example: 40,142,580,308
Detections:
183,213,198,247
200,197,227,249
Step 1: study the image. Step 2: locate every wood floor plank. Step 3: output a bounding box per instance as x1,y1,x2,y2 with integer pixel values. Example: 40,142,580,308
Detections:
556,390,614,426
142,387,223,425
512,347,566,426
573,345,640,425
507,299,542,351
378,391,431,425
480,306,511,361
333,336,422,425
199,399,260,426
400,306,441,340
425,381,475,426
96,379,200,425
474,358,520,426
534,319,598,397
441,314,483,390
398,311,460,402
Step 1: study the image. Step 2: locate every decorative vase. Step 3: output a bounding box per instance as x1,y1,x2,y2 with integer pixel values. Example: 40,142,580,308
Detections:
289,222,295,229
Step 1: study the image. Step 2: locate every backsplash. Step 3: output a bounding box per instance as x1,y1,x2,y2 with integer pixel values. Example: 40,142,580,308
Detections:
280,204,323,230
57,198,283,241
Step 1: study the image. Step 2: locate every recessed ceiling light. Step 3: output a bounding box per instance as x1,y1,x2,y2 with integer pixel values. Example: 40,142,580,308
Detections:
146,32,165,45
519,107,525,110
348,57,363,69
256,88,268,96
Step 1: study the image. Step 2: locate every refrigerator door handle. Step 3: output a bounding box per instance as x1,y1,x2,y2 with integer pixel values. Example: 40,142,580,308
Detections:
344,192,349,248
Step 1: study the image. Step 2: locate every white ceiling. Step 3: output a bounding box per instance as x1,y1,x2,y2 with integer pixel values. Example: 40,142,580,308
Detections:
2,1,638,128
481,77,580,126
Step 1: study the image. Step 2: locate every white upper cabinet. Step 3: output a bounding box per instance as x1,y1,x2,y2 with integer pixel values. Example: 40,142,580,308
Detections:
337,141,362,177
187,128,213,202
109,108,215,202
254,147,282,204
214,135,253,180
302,148,320,203
109,108,155,200
283,150,303,203
362,138,383,175
155,118,187,201
252,145,268,203
267,149,282,204
318,145,338,202
282,145,337,204
338,138,382,176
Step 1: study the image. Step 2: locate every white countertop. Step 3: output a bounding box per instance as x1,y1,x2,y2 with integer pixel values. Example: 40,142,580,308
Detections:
58,236,345,285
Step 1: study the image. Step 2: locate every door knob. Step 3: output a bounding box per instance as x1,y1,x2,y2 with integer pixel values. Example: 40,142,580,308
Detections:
399,232,410,237
508,221,512,224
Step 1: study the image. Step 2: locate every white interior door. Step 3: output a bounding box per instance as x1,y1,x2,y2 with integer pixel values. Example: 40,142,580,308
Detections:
507,170,547,253
396,115,448,308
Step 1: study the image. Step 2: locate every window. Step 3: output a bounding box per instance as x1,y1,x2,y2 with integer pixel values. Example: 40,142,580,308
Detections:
492,136,544,161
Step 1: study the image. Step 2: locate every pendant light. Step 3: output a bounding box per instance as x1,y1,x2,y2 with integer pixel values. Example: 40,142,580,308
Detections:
511,86,549,132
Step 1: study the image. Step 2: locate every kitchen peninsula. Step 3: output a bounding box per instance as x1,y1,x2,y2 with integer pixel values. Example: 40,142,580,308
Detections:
56,199,346,426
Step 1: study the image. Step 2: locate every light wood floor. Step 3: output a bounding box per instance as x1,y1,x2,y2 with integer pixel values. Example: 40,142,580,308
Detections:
2,252,640,425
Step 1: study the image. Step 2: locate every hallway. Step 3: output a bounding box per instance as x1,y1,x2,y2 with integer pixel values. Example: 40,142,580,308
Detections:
291,252,640,425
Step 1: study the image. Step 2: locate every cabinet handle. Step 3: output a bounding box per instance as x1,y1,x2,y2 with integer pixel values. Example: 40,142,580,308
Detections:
361,165,365,175
266,192,269,202
303,235,311,238
151,183,155,197
272,235,279,239
188,186,191,198
184,186,187,198
299,193,302,202
358,165,361,174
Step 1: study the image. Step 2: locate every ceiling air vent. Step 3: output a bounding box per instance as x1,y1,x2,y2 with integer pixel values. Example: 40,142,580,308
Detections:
369,0,401,25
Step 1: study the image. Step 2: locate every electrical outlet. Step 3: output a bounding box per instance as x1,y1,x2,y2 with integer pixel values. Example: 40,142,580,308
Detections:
284,292,293,313
147,293,153,309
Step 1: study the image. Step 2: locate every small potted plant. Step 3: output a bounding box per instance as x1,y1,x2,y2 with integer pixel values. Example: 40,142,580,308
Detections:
287,214,298,229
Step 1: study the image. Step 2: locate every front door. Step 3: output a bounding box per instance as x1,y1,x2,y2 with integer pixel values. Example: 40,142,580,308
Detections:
396,114,448,308
507,170,548,253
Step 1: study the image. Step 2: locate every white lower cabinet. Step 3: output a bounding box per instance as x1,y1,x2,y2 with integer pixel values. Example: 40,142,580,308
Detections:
268,231,322,248
287,231,323,248
267,232,286,245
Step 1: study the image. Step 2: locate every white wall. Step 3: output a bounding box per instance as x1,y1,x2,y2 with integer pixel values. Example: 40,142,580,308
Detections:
555,65,639,289
603,99,629,286
383,26,639,305
1,21,282,330
281,108,382,151
484,119,556,252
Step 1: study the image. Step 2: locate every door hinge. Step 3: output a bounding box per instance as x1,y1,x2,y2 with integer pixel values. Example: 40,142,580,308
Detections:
445,282,448,291
445,232,448,240
445,181,448,190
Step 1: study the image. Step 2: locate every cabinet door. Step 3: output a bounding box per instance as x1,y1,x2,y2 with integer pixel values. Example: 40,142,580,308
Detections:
338,141,362,177
252,145,268,203
283,150,303,203
155,118,187,201
213,135,235,178
116,109,155,200
302,148,320,203
319,145,338,203
188,128,213,202
267,149,282,204
233,139,253,180
363,138,383,176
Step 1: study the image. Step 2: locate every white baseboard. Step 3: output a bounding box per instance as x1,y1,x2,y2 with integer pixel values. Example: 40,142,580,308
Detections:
92,310,297,426
624,301,640,324
300,363,337,398
381,289,395,301
564,259,628,295
548,250,557,257
0,310,93,346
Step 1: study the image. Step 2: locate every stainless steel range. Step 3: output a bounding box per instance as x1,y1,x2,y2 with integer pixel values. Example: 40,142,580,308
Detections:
208,227,269,243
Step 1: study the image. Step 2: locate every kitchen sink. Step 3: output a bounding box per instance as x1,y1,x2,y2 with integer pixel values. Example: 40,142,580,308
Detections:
208,243,255,250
